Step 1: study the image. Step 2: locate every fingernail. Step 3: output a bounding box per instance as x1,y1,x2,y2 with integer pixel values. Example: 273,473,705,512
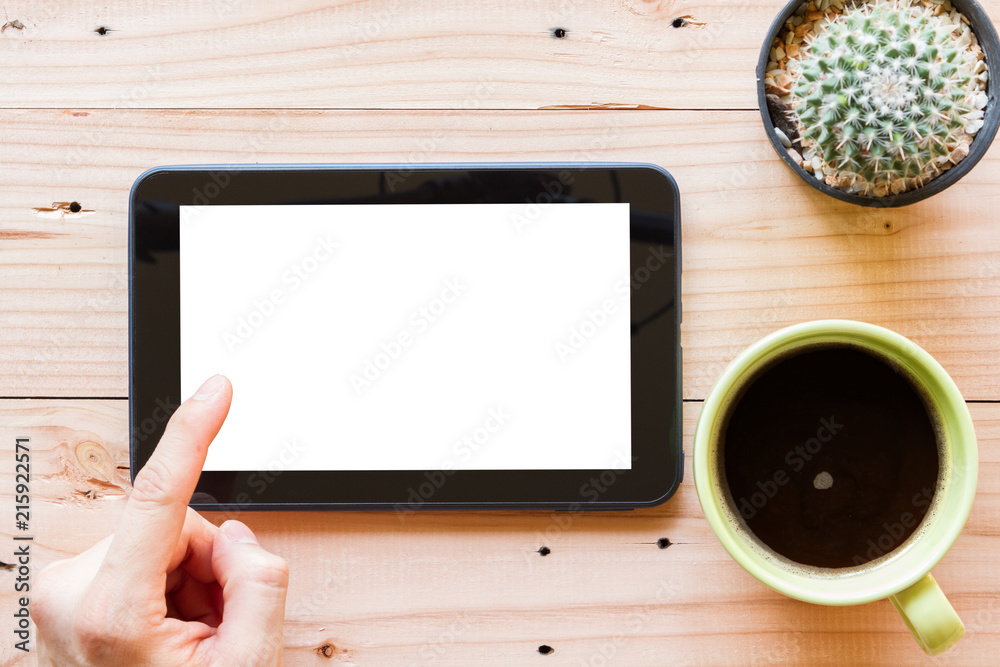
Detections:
222,520,259,545
192,374,226,401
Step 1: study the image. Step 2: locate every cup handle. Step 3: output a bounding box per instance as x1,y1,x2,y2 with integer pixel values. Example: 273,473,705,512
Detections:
889,573,964,655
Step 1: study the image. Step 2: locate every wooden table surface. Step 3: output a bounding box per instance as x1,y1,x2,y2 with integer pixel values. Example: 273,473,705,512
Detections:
1,1,999,664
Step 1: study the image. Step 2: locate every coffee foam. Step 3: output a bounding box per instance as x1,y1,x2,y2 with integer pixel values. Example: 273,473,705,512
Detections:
709,340,951,579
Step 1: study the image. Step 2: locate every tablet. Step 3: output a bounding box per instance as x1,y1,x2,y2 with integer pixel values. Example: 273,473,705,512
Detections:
129,164,682,511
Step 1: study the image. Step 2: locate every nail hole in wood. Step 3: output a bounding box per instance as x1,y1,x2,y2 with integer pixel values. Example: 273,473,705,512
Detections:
95,26,109,35
68,201,82,213
657,537,672,549
537,546,551,556
551,28,567,39
672,18,687,28
538,644,554,655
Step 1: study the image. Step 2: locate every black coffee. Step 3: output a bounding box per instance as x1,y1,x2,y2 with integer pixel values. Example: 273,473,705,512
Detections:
722,346,940,568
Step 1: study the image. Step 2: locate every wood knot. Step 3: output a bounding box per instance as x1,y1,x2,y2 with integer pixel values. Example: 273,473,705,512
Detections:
32,201,95,219
75,440,116,482
49,437,129,506
316,643,336,658
671,15,706,29
1,18,24,33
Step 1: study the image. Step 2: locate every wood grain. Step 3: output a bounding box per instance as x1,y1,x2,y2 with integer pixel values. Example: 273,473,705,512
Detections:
1,109,999,400
0,0,769,110
0,0,992,111
1,399,997,665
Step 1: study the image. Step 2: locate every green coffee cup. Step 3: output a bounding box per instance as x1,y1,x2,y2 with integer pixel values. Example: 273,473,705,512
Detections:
693,320,978,655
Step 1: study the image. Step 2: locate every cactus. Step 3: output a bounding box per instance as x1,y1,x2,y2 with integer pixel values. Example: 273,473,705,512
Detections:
790,0,975,196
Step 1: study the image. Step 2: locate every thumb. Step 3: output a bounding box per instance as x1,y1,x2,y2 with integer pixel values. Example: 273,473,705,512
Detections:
212,521,289,665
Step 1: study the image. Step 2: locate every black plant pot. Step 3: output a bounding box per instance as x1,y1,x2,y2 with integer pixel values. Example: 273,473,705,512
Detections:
757,0,1000,208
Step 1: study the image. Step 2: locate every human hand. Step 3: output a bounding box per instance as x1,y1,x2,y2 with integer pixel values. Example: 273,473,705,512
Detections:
34,375,289,666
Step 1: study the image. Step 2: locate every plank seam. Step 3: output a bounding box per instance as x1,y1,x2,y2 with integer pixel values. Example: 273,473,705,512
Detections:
0,107,761,113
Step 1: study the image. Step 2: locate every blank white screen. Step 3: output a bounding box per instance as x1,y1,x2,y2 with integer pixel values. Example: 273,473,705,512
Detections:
180,203,631,471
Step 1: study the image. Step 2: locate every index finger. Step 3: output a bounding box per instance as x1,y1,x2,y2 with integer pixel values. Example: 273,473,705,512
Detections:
101,374,232,590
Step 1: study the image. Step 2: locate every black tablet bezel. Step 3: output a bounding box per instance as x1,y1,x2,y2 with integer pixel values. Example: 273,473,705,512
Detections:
129,163,682,511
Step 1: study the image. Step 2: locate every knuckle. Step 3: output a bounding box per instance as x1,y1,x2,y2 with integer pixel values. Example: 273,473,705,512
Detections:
73,599,137,658
130,457,175,506
73,606,111,655
247,552,290,589
164,408,199,440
